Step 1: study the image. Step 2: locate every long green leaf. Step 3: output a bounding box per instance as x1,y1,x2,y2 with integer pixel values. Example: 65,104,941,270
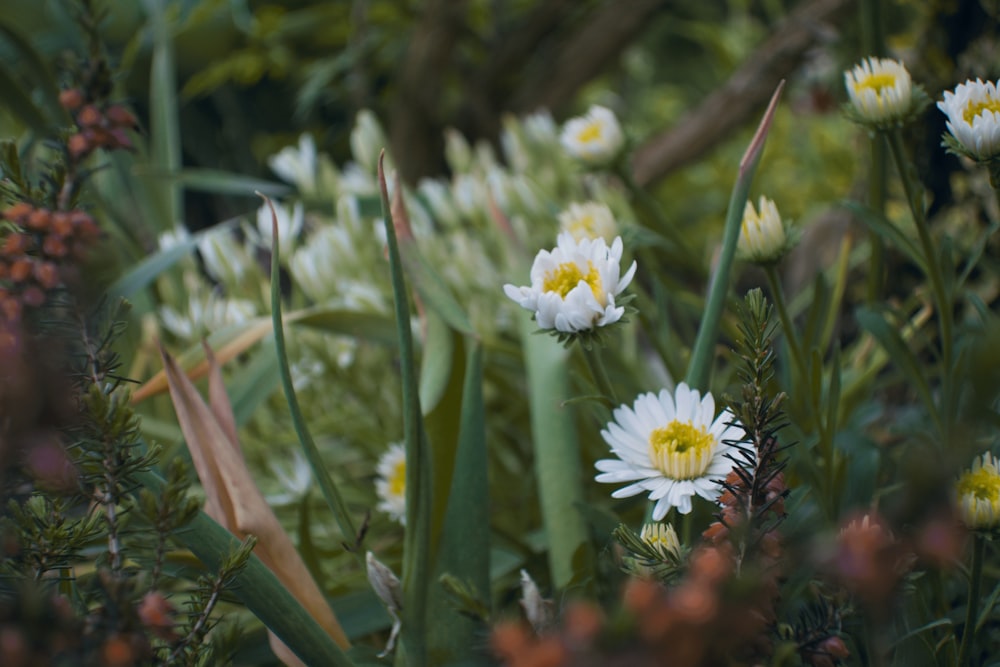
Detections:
378,155,431,665
107,216,241,299
140,166,293,197
521,314,592,589
144,0,181,232
291,307,399,346
686,81,784,390
264,195,361,561
134,470,355,667
842,200,926,273
426,341,492,665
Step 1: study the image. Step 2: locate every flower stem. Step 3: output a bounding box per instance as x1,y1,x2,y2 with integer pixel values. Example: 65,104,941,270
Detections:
957,534,985,667
885,129,954,437
582,344,618,405
763,265,806,381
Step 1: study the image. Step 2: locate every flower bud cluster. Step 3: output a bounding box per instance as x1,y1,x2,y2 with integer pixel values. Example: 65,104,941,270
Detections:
60,88,137,159
1,202,100,323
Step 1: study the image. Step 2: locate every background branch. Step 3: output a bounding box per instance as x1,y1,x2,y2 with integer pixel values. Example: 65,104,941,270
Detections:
631,0,855,187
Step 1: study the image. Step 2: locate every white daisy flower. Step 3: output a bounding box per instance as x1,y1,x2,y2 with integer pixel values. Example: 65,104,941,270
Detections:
558,201,618,243
560,105,625,165
844,57,914,125
376,443,407,525
956,452,1000,530
737,196,788,264
503,232,637,334
938,79,1000,161
595,383,743,519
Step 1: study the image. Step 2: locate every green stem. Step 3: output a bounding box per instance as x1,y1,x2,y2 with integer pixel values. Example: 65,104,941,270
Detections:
763,265,806,380
885,130,954,437
866,136,888,301
860,0,887,302
957,534,986,667
582,344,618,404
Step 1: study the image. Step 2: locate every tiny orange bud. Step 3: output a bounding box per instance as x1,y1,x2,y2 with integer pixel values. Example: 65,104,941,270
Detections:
77,104,102,128
33,262,60,289
9,259,32,282
42,235,69,258
3,233,30,254
105,105,136,127
3,202,33,223
27,208,51,231
101,635,135,667
68,133,90,158
51,211,73,236
59,88,84,111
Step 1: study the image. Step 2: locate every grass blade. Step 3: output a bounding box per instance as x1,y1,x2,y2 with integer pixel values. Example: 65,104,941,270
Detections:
378,155,431,664
686,80,784,390
262,194,361,561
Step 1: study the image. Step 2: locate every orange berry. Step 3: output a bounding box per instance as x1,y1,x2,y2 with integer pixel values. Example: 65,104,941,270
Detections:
3,233,30,254
33,262,60,289
59,88,84,111
67,133,90,159
101,635,135,667
77,104,102,128
105,105,136,127
27,208,51,231
51,211,73,235
9,259,32,282
42,235,68,258
2,202,33,223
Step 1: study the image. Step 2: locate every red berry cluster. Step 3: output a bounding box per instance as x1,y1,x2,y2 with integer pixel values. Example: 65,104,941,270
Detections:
0,202,100,322
59,88,137,159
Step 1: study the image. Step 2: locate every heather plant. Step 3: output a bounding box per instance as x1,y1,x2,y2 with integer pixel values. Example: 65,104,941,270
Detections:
3,2,1000,667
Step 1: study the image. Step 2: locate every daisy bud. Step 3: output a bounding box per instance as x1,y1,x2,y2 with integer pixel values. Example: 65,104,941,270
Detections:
366,552,402,657
956,452,1000,531
844,57,925,128
938,79,1000,163
519,569,554,634
640,522,682,562
560,105,625,166
737,196,790,264
557,201,618,243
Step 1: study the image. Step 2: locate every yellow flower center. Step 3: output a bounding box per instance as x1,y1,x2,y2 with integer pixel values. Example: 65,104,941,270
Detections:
576,122,602,144
648,421,715,480
389,458,406,497
963,98,1000,125
569,214,595,236
854,72,897,94
542,261,603,302
958,466,1000,502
